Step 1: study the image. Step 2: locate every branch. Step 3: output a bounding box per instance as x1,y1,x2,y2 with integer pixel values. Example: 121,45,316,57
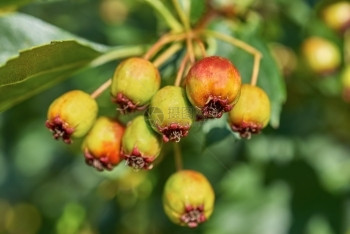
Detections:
153,43,183,67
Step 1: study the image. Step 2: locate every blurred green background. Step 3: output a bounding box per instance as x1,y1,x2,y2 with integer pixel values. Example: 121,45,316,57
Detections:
0,0,350,233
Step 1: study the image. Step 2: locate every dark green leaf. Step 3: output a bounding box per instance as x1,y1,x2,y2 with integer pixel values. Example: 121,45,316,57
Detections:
189,0,206,25
202,116,237,149
0,40,102,112
0,13,108,65
0,0,32,8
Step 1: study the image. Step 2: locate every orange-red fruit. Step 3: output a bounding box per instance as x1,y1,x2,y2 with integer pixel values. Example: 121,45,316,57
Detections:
163,170,215,228
185,56,241,119
82,117,125,171
228,84,270,139
301,37,341,75
46,90,98,144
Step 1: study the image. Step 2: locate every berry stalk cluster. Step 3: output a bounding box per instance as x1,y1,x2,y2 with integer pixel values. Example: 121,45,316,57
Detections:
45,0,272,228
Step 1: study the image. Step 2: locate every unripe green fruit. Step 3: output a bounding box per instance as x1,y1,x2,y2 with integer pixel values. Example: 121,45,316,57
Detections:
341,66,350,102
322,1,350,32
46,90,98,144
121,116,162,170
163,170,215,228
147,86,194,142
82,117,125,171
111,57,161,113
228,84,270,139
185,56,241,119
269,43,297,77
302,37,341,75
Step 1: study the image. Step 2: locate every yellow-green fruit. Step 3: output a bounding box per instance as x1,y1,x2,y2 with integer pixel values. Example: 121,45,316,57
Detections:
111,57,161,113
228,84,270,139
341,66,350,102
82,117,125,171
121,116,162,170
302,37,341,74
322,1,350,32
163,170,215,228
147,86,194,142
46,90,98,144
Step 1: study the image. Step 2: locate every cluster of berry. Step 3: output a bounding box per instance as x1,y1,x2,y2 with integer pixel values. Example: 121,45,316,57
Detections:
45,54,270,227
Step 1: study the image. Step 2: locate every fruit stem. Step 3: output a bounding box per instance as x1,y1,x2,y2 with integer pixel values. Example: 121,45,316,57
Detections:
172,0,191,31
143,32,187,60
203,30,262,86
144,0,183,32
89,45,146,67
90,79,112,99
194,38,207,58
250,53,262,86
153,43,183,67
173,143,183,171
175,53,190,87
186,33,196,63
172,0,196,63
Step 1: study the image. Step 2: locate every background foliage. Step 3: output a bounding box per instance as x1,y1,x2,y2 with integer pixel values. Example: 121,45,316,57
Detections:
0,0,349,233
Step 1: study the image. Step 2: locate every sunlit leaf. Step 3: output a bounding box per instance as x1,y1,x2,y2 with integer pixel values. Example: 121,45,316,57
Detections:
0,41,102,112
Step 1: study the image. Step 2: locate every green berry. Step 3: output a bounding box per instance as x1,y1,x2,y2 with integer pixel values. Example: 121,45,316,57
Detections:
163,170,215,228
46,90,98,144
302,37,341,75
121,116,162,170
147,86,194,142
228,84,270,139
322,1,350,33
111,57,161,113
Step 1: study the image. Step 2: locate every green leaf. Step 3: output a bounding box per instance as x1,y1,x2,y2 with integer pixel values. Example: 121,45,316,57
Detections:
0,13,113,112
0,0,32,8
0,40,102,112
0,13,108,65
201,116,238,149
0,0,64,9
189,0,206,25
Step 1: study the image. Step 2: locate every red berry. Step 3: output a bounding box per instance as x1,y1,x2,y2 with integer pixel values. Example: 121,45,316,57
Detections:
185,56,241,119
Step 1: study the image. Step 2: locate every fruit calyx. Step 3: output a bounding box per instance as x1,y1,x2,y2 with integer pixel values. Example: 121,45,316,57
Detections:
231,122,263,139
112,92,147,114
157,123,190,142
200,96,232,119
46,116,75,144
84,148,114,171
180,205,207,228
121,147,155,170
